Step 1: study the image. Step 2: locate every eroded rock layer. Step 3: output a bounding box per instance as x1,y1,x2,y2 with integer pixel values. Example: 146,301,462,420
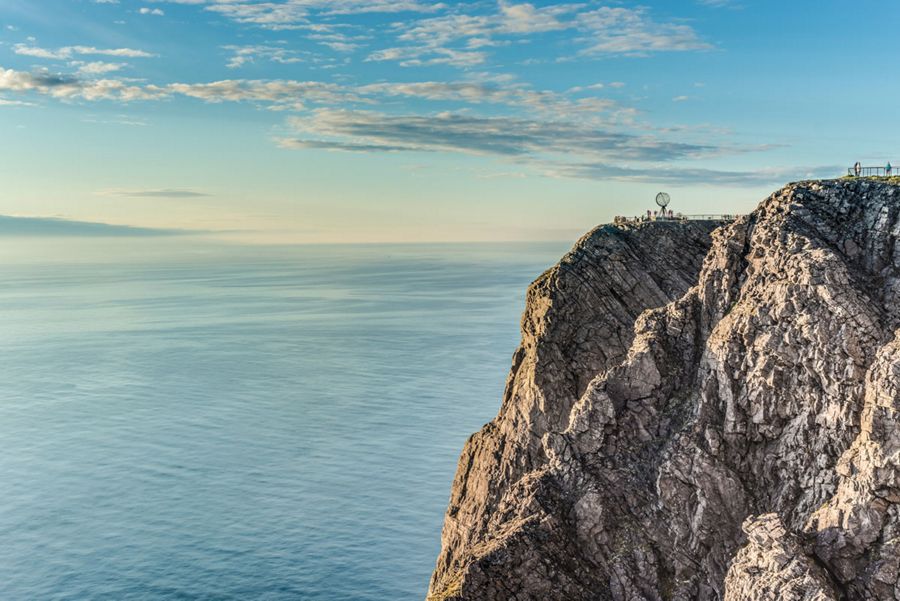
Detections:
428,179,900,600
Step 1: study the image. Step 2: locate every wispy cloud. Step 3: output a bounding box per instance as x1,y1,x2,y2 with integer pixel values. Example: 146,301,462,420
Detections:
102,188,211,198
574,7,711,56
74,61,127,75
366,45,487,67
13,44,155,60
356,80,616,115
368,3,711,67
82,115,149,126
541,162,841,186
0,66,167,101
148,1,710,67
165,78,359,109
156,0,445,30
223,44,306,69
279,108,722,161
0,96,34,107
0,64,757,183
0,0,767,191
0,65,626,117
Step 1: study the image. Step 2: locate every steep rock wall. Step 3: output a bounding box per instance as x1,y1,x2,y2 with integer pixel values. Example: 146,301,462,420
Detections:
429,179,900,600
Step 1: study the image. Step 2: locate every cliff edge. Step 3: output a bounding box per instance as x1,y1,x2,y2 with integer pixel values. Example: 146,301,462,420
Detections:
429,179,900,600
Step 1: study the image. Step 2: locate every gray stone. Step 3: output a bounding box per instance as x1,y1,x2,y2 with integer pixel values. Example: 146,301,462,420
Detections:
428,179,900,600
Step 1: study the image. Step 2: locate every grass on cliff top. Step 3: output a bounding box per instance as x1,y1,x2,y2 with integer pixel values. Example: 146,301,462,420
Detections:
840,175,900,185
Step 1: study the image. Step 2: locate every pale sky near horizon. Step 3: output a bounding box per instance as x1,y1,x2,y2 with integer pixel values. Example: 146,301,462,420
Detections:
0,0,897,243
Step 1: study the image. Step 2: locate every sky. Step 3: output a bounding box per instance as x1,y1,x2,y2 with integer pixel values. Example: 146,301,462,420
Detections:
0,0,898,243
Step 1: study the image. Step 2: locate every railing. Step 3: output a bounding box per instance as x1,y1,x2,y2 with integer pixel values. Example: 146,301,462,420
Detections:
848,166,896,177
613,214,738,225
681,214,738,220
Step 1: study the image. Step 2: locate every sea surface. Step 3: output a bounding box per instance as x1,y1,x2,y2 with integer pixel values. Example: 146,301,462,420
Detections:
0,238,569,601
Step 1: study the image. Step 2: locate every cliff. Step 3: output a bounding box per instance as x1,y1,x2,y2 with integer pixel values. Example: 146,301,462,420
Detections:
428,179,900,600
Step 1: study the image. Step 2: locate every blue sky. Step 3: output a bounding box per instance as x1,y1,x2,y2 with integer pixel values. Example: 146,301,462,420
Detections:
0,0,897,243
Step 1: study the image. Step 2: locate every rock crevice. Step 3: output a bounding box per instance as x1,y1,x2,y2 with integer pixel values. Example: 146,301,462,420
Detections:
429,179,900,600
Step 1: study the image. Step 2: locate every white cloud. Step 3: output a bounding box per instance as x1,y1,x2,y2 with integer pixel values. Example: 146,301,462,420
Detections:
367,45,486,67
0,49,781,187
12,45,67,60
14,44,156,59
223,45,306,69
0,67,166,101
158,0,445,30
74,61,127,75
142,1,710,71
0,62,631,126
139,7,165,15
0,68,83,98
307,32,368,54
498,1,572,34
576,7,711,56
165,79,359,109
356,80,615,116
0,61,632,121
0,65,349,105
367,3,710,68
0,96,34,106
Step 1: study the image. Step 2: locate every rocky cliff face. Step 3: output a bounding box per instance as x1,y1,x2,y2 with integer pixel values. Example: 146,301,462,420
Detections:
428,179,900,600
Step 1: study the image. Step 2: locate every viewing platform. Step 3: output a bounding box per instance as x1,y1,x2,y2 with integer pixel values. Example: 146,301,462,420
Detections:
613,213,738,225
847,162,897,178
613,193,739,226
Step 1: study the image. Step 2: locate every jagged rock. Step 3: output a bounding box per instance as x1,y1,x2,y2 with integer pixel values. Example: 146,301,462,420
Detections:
429,221,722,600
428,179,900,600
724,514,837,601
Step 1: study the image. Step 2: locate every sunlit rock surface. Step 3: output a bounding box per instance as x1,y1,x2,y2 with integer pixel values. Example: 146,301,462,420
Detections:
428,179,900,600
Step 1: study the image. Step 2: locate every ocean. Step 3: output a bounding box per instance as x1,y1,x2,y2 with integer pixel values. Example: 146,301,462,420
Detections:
0,238,569,601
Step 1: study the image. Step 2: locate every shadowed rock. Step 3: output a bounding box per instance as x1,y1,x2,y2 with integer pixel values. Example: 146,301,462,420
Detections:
428,179,900,600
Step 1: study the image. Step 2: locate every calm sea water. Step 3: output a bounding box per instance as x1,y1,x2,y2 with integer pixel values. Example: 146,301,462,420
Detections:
0,239,568,601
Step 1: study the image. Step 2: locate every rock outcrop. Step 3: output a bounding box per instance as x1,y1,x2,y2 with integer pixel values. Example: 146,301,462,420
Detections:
429,220,721,600
428,179,900,600
723,514,838,601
